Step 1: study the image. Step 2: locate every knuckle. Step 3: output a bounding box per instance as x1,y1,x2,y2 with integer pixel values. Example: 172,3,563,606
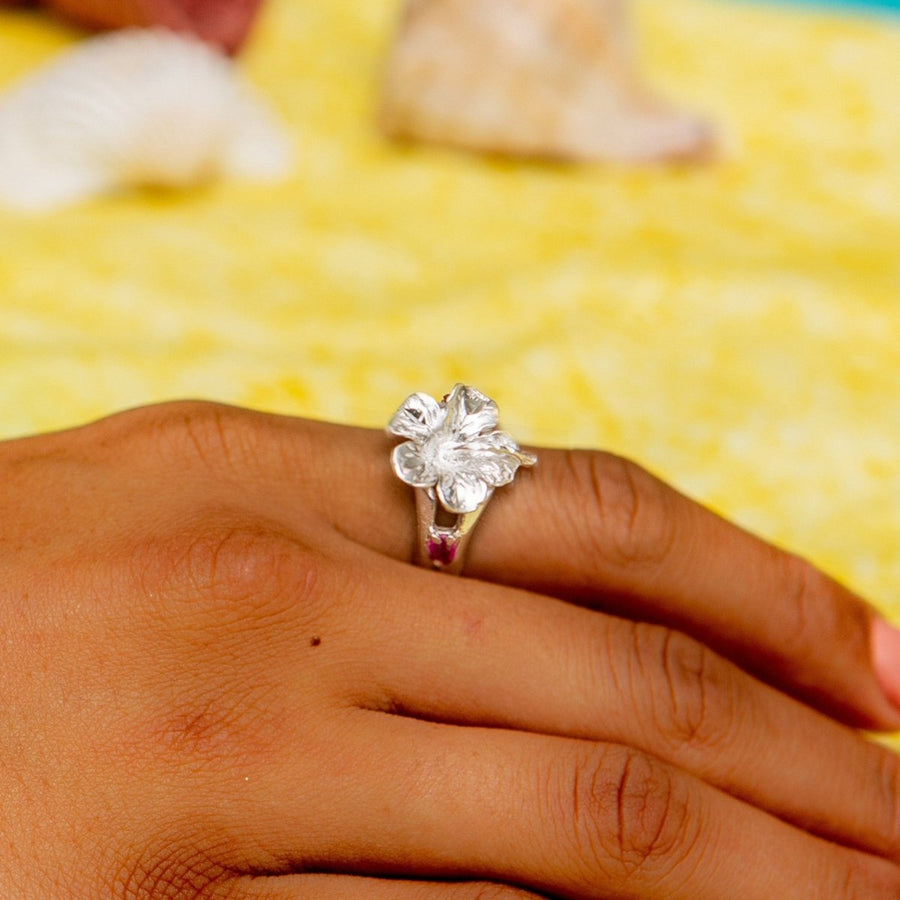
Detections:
155,401,249,471
560,450,676,574
120,528,320,768
181,524,302,605
607,750,692,873
776,552,865,669
105,400,256,473
565,747,699,883
636,624,742,754
135,520,321,634
779,552,824,651
774,552,879,707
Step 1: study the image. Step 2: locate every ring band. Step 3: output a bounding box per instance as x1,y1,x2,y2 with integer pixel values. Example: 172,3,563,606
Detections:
387,384,537,574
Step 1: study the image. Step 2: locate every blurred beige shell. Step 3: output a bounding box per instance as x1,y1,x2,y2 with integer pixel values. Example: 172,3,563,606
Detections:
0,28,291,212
379,0,714,163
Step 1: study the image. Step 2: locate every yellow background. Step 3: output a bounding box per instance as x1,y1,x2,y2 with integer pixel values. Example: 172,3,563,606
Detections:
0,0,897,616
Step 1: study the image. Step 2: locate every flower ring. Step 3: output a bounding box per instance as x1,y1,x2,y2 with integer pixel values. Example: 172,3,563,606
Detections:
388,384,537,573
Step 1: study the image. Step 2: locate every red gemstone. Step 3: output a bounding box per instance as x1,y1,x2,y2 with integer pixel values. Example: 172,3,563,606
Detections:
427,534,458,567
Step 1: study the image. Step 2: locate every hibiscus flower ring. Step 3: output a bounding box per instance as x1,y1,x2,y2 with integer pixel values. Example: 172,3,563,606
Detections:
388,384,537,572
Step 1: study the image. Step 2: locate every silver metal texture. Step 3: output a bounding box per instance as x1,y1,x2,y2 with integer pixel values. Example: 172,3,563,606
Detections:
388,384,537,574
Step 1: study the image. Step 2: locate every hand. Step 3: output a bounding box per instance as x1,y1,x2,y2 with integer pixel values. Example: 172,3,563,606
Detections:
1,400,899,898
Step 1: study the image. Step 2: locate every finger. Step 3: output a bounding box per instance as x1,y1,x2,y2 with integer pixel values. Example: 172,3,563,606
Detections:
482,448,900,730
298,422,900,731
232,874,540,899
334,551,900,863
471,448,900,730
231,714,900,900
83,403,900,730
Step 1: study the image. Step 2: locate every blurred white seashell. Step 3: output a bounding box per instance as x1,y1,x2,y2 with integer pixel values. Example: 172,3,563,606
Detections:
379,0,714,163
0,28,292,212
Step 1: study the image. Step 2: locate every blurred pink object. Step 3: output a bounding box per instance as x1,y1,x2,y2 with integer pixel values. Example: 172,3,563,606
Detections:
2,0,264,54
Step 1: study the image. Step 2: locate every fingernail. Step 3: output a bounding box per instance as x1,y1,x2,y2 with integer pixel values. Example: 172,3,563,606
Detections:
872,617,900,713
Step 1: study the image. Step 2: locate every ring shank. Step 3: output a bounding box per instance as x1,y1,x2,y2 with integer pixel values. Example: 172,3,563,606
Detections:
414,487,490,575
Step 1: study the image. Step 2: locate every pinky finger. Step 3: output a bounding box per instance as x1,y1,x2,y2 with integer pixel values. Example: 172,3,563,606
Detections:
230,874,543,899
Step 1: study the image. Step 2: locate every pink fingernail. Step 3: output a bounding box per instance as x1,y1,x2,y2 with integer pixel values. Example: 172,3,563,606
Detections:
872,618,900,713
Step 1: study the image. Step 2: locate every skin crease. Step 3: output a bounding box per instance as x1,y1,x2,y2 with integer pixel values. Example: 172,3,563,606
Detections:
0,400,900,898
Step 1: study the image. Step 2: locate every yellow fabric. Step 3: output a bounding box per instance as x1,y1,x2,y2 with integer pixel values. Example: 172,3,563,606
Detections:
0,0,897,621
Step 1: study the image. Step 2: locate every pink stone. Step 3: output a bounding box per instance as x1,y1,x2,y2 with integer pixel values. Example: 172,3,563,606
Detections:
427,534,458,567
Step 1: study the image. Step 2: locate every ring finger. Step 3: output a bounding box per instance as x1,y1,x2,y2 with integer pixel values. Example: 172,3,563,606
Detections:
302,425,900,731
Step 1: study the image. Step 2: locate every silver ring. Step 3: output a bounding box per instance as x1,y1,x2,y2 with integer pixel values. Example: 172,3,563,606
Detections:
387,384,537,574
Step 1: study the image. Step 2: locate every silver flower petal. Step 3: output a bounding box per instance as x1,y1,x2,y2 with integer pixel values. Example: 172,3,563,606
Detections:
391,441,438,488
438,469,492,514
443,384,499,440
388,391,445,441
485,430,537,463
464,436,527,487
387,385,536,517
